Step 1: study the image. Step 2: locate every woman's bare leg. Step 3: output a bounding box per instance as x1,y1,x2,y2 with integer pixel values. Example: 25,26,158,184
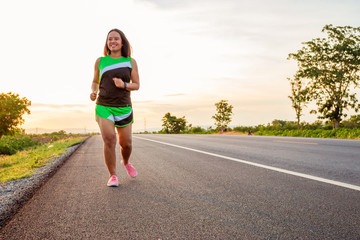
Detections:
116,123,132,165
97,116,117,176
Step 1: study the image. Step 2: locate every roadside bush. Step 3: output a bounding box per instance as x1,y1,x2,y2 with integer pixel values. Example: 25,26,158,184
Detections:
0,144,17,155
255,128,360,139
269,120,298,130
340,115,360,129
233,126,252,133
0,136,40,155
233,124,265,134
188,126,207,134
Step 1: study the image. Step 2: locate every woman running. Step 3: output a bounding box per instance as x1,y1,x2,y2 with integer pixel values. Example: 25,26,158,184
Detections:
90,28,140,187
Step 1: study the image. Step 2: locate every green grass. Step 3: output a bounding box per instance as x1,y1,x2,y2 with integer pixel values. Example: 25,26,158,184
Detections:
0,136,86,183
255,128,360,139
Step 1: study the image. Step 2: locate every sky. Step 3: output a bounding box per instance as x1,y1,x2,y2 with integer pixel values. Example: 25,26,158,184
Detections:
1,0,360,133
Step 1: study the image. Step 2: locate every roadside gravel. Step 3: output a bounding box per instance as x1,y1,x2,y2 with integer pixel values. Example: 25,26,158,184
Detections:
0,137,88,228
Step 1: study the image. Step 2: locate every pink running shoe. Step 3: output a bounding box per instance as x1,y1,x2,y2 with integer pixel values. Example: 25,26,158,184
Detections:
124,163,138,178
107,175,119,187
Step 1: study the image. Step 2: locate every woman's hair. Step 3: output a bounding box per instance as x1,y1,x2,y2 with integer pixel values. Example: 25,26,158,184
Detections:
103,28,132,57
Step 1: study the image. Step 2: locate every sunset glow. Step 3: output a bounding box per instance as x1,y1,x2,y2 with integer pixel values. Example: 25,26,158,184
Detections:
1,0,359,133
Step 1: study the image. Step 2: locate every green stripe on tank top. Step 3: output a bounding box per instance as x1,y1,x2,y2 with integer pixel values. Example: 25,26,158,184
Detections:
99,56,132,81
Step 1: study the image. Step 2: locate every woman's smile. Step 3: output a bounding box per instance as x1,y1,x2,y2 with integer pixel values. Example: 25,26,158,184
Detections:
107,31,122,52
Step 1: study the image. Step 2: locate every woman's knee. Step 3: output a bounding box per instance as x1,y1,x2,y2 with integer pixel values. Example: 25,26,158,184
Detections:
103,134,117,148
120,141,132,150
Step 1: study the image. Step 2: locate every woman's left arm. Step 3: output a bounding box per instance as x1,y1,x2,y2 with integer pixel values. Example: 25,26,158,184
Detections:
128,58,140,91
113,58,140,91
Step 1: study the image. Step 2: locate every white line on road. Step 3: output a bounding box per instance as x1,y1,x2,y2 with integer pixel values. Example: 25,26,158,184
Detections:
135,136,360,192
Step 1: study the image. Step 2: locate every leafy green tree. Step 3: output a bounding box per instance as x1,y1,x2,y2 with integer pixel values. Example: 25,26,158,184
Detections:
288,77,309,129
161,112,187,134
288,24,360,128
0,92,31,138
212,100,233,132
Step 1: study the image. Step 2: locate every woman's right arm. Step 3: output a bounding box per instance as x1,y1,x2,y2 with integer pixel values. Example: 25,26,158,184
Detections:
90,58,101,101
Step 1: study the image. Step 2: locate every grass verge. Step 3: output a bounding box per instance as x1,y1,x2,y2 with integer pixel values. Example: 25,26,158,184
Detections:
0,136,86,183
255,128,360,139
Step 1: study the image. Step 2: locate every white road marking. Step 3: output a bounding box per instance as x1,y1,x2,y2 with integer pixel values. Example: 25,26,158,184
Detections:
134,136,360,192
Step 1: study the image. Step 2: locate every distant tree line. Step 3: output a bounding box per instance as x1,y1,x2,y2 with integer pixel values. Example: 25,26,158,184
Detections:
159,100,234,134
156,97,360,136
149,114,360,139
155,115,360,134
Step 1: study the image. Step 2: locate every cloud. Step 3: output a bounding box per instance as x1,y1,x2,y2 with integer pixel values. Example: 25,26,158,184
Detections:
163,93,186,97
133,100,153,104
31,103,88,109
22,104,98,131
5,0,359,133
134,0,191,9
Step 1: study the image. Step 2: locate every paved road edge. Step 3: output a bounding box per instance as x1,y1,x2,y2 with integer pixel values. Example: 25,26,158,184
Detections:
0,136,91,229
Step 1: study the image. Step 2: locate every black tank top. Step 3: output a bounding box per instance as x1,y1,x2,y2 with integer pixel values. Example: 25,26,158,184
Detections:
96,56,132,107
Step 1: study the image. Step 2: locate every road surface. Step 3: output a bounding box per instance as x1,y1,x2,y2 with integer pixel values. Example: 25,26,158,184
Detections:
1,134,359,239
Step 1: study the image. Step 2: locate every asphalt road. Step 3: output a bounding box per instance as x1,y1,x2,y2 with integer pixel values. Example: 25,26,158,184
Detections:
1,134,359,239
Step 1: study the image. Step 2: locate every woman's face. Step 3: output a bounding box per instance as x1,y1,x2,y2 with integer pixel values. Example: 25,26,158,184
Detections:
107,31,122,53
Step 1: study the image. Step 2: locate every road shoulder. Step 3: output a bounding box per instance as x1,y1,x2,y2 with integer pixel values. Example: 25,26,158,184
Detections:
0,137,89,228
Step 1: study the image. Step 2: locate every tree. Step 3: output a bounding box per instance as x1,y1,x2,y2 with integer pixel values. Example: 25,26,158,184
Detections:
0,92,31,138
212,100,233,132
288,24,360,128
288,77,309,129
161,112,187,134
